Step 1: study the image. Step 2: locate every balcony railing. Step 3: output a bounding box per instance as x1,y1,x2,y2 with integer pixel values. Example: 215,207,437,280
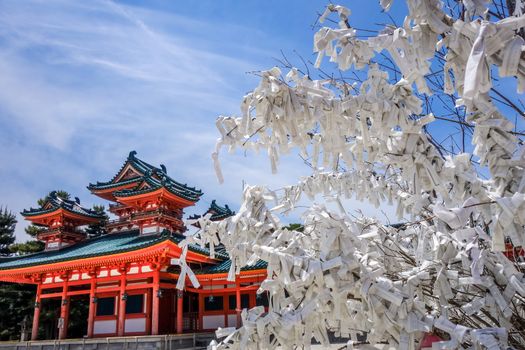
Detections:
108,203,129,212
131,208,182,221
183,312,199,331
106,218,132,228
37,227,85,237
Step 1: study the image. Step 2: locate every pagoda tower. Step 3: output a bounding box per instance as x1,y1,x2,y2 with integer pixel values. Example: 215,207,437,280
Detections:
189,200,235,226
88,151,202,234
21,191,105,250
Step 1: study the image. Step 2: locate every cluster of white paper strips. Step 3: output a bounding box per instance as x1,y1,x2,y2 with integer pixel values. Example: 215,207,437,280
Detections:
187,1,525,349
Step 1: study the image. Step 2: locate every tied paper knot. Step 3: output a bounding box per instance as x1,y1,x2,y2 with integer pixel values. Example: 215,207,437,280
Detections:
492,193,525,251
432,197,480,229
171,246,200,290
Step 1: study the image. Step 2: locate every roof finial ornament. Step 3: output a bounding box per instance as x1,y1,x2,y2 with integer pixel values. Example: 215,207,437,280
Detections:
160,164,167,174
75,197,80,204
161,175,167,186
128,150,137,159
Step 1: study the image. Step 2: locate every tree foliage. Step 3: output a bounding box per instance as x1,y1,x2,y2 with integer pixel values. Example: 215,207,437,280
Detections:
36,190,70,207
190,1,525,349
84,205,108,238
9,225,45,255
0,207,16,256
0,283,35,341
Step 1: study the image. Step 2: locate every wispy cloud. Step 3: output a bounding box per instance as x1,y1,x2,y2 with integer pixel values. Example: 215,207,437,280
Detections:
0,0,395,241
0,0,289,239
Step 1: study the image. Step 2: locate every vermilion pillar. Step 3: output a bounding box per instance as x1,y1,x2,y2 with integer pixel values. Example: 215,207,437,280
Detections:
117,273,127,336
58,277,69,339
176,290,183,334
198,293,204,331
87,278,96,338
151,271,160,335
236,284,241,327
31,284,42,340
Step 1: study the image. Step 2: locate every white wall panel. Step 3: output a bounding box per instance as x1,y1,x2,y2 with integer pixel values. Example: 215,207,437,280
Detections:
93,320,117,334
227,314,238,328
125,318,146,333
203,315,225,329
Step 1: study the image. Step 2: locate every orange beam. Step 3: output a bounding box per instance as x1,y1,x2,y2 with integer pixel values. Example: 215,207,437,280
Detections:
194,270,267,280
185,284,260,295
159,282,177,289
40,289,94,299
40,272,153,289
40,292,62,299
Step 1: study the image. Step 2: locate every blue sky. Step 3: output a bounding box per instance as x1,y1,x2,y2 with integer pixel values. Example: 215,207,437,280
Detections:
0,0,408,241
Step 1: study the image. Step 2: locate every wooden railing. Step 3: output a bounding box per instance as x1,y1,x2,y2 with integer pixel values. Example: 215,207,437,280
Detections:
183,312,199,331
131,208,182,221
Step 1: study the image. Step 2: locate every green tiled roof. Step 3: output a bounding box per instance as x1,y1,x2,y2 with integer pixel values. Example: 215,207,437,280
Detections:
189,200,235,222
87,151,202,201
195,259,267,275
0,230,161,270
0,230,228,271
21,192,105,219
114,172,202,202
88,176,142,191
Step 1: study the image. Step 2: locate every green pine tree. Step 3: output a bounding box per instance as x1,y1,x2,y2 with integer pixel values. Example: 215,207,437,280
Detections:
0,207,16,256
84,205,108,238
9,223,45,255
9,241,44,255
36,190,70,207
0,283,35,340
0,209,36,340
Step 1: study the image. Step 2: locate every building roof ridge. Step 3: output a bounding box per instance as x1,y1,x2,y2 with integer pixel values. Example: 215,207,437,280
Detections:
21,192,105,219
88,151,203,199
188,199,235,222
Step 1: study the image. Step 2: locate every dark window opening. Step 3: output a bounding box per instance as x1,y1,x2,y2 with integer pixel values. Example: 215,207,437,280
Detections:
256,292,269,307
68,284,90,292
125,294,144,314
204,296,224,311
42,287,62,294
96,297,115,316
229,294,250,310
183,293,198,313
183,293,189,313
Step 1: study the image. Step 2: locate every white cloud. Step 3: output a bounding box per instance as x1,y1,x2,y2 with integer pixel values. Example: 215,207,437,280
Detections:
0,0,396,242
0,0,274,240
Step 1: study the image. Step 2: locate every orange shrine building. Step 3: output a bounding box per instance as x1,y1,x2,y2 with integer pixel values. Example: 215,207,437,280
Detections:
0,151,267,340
